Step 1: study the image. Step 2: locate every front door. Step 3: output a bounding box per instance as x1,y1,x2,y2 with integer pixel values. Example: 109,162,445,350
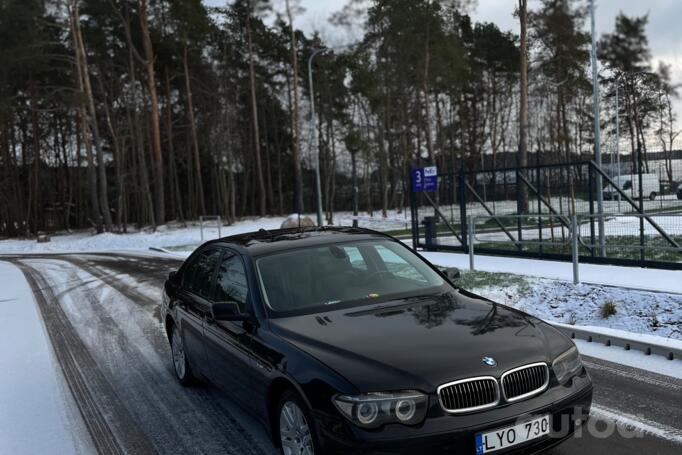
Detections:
203,251,255,408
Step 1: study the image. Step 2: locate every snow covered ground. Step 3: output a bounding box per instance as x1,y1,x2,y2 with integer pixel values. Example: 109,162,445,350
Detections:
451,270,682,341
2,213,680,377
421,251,682,294
0,211,411,255
0,261,94,455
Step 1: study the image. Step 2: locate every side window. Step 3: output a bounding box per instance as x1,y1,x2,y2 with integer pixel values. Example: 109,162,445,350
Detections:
215,254,249,312
183,249,221,298
342,246,368,271
375,245,429,283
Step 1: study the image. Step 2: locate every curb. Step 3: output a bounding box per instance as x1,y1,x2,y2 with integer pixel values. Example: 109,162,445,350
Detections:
554,325,682,362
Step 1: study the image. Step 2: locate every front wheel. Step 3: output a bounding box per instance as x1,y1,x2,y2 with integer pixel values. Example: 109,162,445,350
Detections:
171,326,196,386
277,391,320,455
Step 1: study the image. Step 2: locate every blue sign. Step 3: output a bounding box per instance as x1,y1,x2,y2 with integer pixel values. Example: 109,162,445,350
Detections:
411,166,438,193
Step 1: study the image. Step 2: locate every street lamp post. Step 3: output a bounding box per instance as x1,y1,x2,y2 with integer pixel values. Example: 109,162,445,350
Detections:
615,72,623,212
308,47,329,227
589,0,606,256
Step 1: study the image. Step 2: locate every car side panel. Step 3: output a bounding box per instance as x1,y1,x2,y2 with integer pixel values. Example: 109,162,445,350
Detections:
177,290,211,377
248,327,359,429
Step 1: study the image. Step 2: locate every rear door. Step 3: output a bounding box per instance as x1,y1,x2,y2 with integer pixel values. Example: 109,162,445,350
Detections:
203,250,255,408
177,248,222,377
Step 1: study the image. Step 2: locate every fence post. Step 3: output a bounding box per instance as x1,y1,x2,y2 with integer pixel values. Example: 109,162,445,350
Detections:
537,164,543,258
200,217,204,242
410,187,418,250
469,216,475,271
515,168,524,251
588,164,596,258
459,167,468,252
571,214,580,285
218,217,222,238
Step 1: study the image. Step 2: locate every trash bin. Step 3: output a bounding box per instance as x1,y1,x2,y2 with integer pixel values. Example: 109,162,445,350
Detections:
422,216,437,251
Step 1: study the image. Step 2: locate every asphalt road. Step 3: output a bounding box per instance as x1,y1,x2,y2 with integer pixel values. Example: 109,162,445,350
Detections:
4,252,681,455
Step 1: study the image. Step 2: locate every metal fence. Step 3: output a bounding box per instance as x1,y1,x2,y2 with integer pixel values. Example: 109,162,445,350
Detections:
410,160,682,270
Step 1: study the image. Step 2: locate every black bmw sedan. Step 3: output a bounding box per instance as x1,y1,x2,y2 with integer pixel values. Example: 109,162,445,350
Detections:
161,227,592,455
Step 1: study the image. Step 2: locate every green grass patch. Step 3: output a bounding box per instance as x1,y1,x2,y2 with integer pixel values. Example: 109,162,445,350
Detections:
455,270,532,296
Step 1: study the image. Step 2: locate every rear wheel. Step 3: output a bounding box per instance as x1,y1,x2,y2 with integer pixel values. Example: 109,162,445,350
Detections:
277,390,320,455
650,192,658,201
171,325,195,386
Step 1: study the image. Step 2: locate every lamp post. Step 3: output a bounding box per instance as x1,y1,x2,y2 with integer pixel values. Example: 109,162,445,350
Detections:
308,47,329,227
589,0,606,256
614,72,624,212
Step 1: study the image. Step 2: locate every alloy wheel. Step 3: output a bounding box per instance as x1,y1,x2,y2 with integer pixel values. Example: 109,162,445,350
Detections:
171,329,186,380
279,401,314,455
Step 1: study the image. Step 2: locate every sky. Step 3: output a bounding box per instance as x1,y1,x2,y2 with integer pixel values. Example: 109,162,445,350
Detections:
203,0,682,76
204,0,682,115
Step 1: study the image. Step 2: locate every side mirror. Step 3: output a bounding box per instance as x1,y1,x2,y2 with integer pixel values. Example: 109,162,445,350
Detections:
165,271,180,296
212,302,249,322
438,266,461,282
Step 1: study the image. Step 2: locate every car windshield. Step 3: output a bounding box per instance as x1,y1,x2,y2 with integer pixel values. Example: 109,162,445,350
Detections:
256,239,446,316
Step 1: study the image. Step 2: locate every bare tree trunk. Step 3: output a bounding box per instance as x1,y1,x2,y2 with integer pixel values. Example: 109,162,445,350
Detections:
245,10,267,216
285,0,304,214
96,69,125,232
138,0,165,225
79,108,103,232
69,1,112,231
165,69,184,222
183,45,206,215
29,82,42,234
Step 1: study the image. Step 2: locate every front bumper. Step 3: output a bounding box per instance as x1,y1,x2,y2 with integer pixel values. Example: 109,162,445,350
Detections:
317,373,592,455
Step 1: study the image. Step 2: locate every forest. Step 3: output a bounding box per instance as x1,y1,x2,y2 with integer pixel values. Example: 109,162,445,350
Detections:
0,0,678,237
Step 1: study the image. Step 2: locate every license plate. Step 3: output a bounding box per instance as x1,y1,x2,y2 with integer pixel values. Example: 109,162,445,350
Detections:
475,415,551,454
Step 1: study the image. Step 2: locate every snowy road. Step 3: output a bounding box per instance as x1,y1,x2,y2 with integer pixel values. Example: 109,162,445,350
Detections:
2,252,681,455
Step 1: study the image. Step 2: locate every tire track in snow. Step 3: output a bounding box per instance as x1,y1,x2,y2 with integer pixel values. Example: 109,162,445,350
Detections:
18,256,273,455
17,262,155,455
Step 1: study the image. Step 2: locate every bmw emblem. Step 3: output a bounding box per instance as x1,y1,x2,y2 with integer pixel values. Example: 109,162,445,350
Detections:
482,357,497,367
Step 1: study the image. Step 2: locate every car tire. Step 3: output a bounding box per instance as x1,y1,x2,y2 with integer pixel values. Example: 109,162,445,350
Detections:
170,325,196,386
649,192,657,201
276,390,321,455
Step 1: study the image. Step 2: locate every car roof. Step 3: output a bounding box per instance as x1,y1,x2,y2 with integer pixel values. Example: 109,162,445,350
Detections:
204,226,395,256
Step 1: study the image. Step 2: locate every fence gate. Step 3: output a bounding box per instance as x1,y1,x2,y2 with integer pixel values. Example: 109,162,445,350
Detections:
410,161,682,270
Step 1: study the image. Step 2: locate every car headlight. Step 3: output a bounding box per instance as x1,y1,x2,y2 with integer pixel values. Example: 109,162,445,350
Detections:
552,346,583,385
332,391,428,429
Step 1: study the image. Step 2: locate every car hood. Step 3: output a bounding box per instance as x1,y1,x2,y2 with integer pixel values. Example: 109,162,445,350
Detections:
269,290,571,393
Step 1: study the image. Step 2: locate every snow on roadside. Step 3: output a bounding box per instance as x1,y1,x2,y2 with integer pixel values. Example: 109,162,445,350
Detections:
420,251,682,294
0,261,95,455
0,210,411,255
456,272,682,341
576,339,682,380
0,217,286,255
